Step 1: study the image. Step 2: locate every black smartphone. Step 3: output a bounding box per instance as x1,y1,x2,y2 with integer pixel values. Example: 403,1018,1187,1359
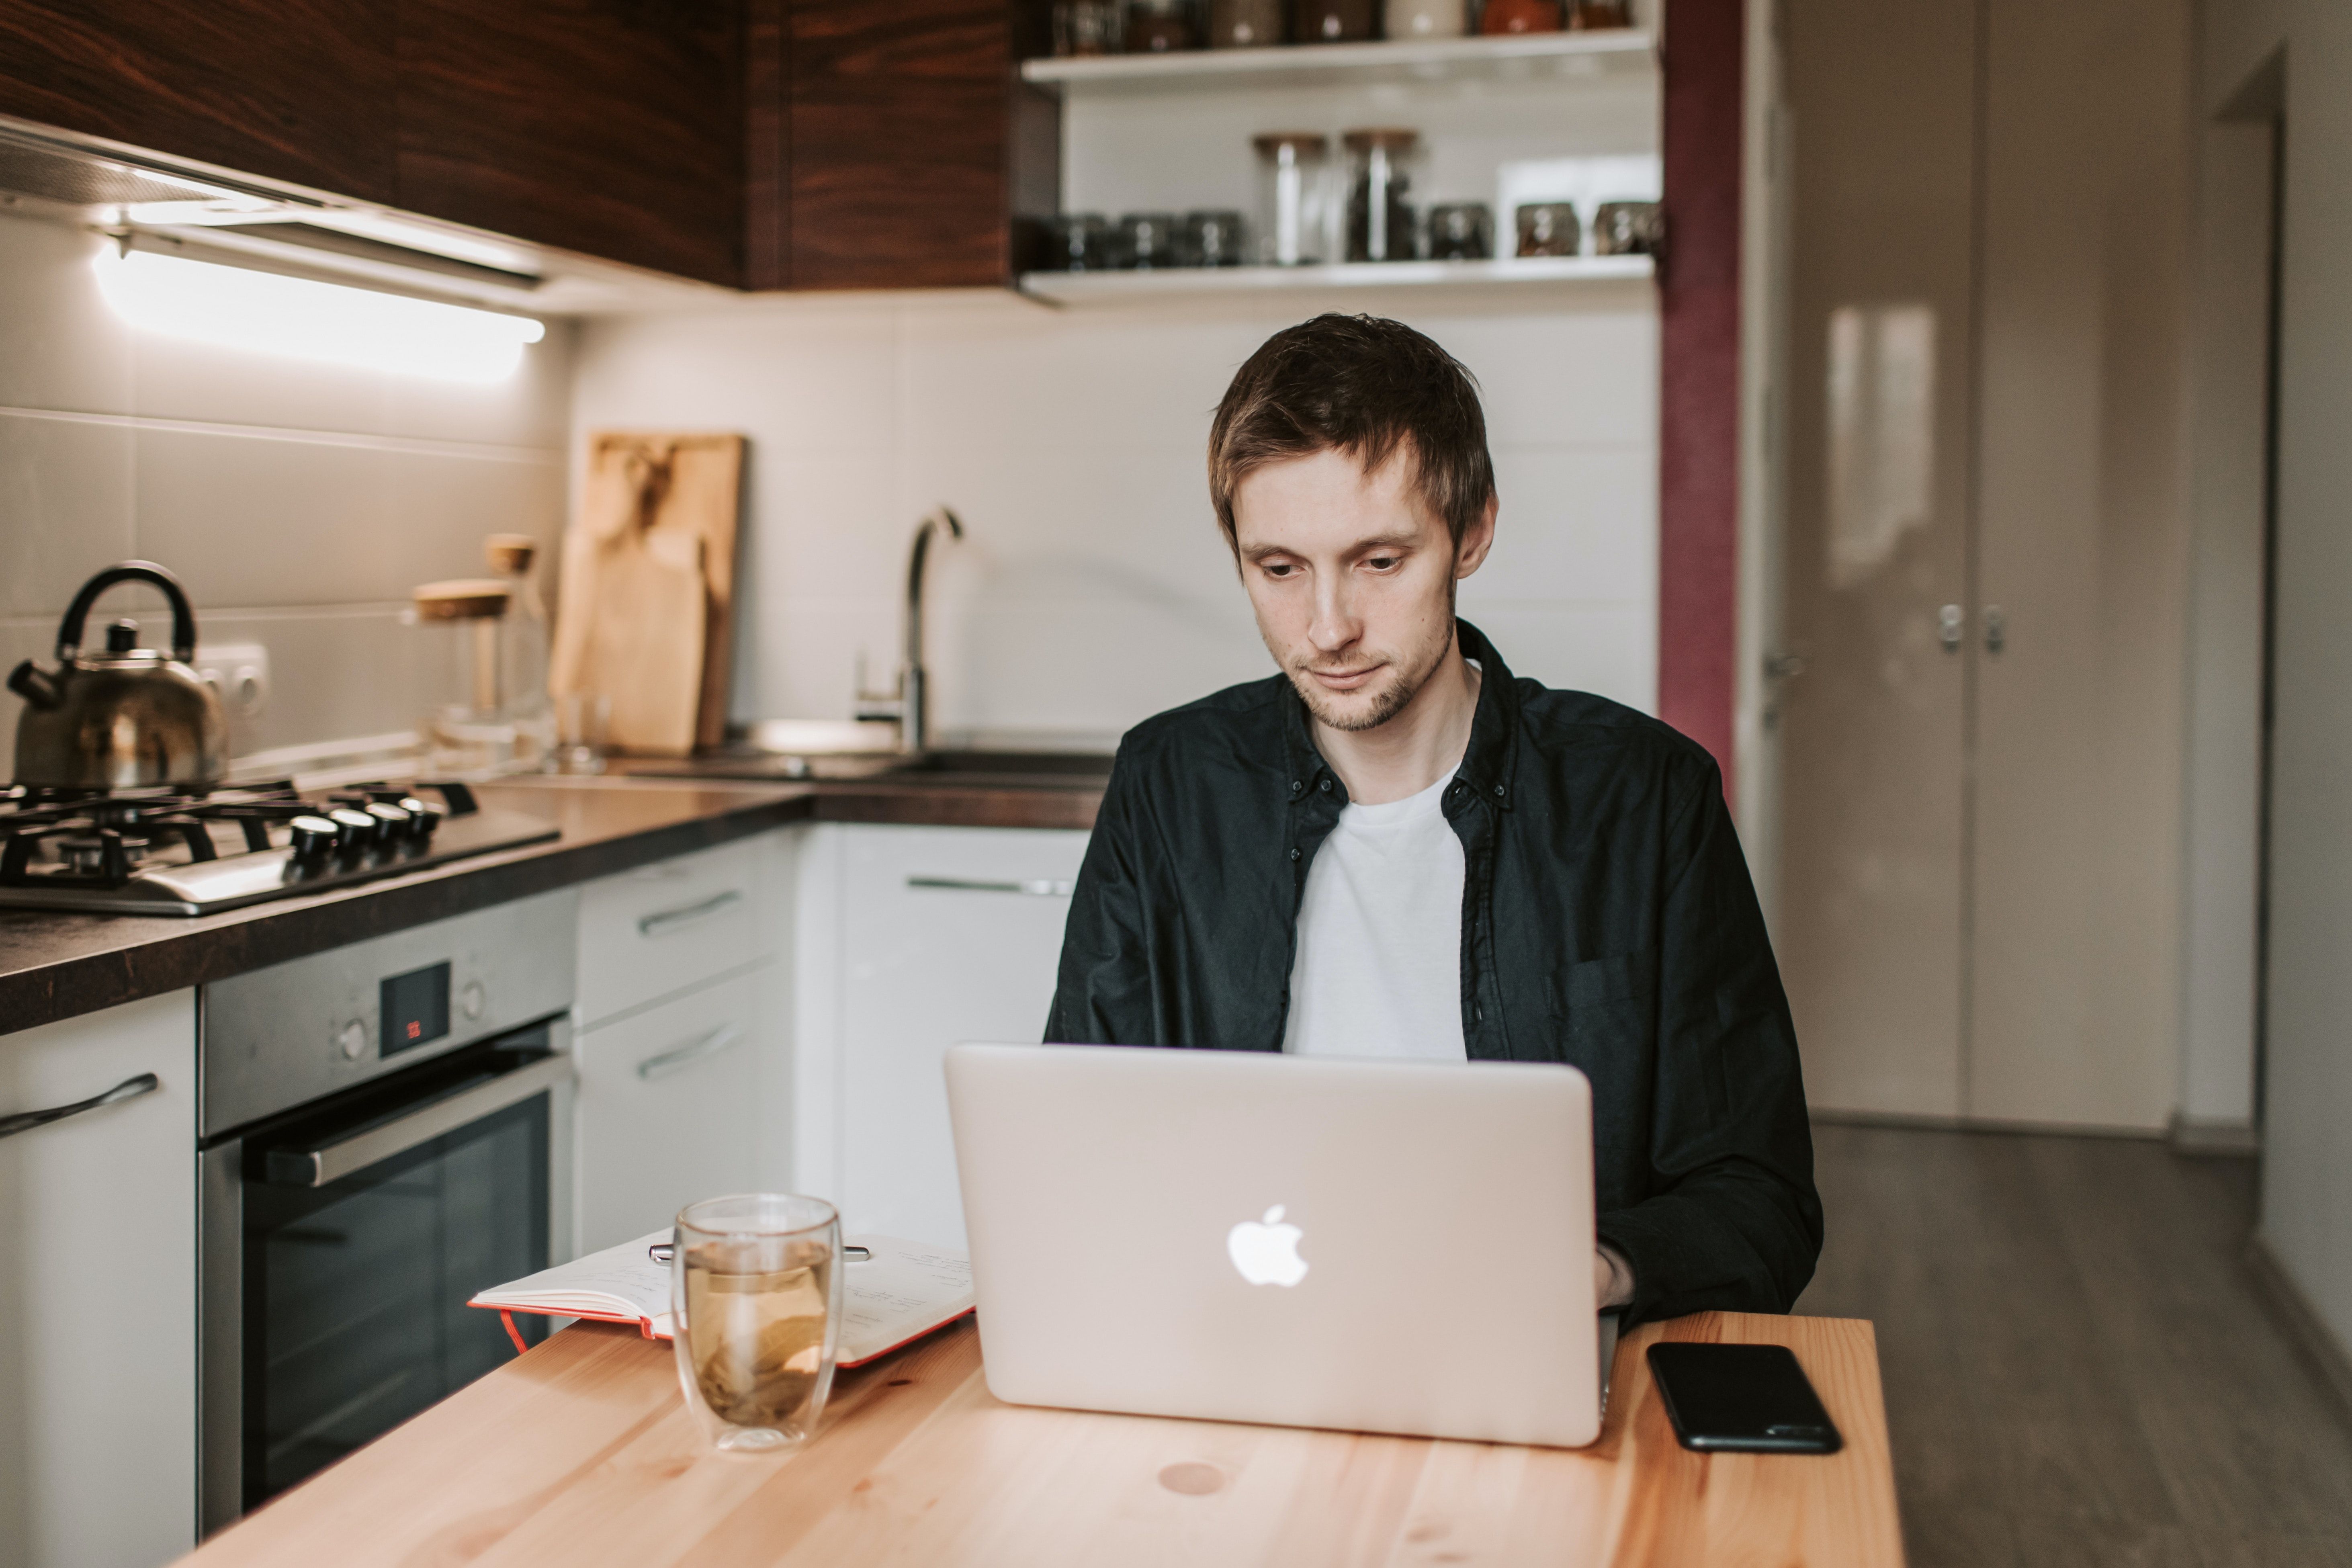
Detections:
1645,1343,1843,1454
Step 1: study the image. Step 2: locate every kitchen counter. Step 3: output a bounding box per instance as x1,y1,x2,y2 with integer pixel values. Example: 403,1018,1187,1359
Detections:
0,770,1102,1039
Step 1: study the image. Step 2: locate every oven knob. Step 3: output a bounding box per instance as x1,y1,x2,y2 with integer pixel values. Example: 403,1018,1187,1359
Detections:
328,807,377,847
397,796,442,838
289,814,341,859
365,802,411,837
338,1020,368,1061
461,980,486,1021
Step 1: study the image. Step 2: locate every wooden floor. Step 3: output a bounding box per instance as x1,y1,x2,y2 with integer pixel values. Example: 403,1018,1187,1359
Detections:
1795,1122,2352,1567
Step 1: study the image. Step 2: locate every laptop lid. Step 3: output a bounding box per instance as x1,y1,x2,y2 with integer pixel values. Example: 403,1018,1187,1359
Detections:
945,1043,1602,1448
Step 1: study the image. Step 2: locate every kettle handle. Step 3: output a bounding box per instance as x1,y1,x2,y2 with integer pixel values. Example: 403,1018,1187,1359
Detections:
56,562,199,663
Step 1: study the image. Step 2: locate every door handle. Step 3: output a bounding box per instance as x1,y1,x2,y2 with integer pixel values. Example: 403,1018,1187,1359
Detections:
0,1072,158,1140
1938,604,1963,653
264,1051,572,1187
1984,606,2006,655
635,1023,743,1081
637,889,743,937
907,876,1075,897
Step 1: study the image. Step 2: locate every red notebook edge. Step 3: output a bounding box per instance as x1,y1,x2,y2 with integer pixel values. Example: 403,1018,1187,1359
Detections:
469,1300,973,1366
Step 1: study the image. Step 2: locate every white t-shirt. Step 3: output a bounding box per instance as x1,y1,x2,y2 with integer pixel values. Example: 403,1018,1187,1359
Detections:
1281,763,1467,1060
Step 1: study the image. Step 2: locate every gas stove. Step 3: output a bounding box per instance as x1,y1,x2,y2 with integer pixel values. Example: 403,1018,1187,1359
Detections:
0,779,559,915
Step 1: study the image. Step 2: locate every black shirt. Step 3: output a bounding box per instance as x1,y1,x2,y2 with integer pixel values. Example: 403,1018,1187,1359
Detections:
1044,620,1822,1325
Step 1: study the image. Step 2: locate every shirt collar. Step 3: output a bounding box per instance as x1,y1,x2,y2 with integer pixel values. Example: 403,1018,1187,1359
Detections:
1279,618,1520,809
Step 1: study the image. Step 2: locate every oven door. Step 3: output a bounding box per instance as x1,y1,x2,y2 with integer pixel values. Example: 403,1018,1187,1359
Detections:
198,1017,574,1536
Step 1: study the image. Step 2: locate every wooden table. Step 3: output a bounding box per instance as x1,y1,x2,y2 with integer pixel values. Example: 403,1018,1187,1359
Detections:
180,1312,1902,1567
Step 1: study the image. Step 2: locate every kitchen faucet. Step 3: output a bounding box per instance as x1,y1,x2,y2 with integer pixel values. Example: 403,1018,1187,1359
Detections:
856,506,964,754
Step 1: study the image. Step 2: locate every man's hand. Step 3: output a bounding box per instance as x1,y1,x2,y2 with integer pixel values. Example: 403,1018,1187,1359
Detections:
1594,1245,1635,1311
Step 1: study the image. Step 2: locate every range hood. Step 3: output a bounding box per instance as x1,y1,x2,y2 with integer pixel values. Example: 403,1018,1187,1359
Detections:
0,115,721,312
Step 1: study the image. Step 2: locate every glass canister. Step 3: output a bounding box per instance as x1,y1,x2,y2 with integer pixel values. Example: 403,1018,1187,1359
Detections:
1515,201,1581,257
1042,213,1112,271
1297,0,1378,42
1385,0,1466,38
411,578,512,775
1342,128,1421,263
1253,132,1333,266
1426,201,1492,260
1209,0,1284,46
1593,199,1664,255
484,534,551,769
1181,209,1248,267
1117,212,1183,269
1051,0,1122,55
1480,0,1564,32
1126,0,1196,52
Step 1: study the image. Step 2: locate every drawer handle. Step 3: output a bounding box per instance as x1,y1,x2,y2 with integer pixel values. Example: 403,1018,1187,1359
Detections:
0,1072,159,1141
637,889,743,938
637,1023,743,1082
907,876,1074,897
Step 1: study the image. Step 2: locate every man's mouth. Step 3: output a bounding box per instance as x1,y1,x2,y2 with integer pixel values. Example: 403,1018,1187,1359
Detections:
1303,663,1384,693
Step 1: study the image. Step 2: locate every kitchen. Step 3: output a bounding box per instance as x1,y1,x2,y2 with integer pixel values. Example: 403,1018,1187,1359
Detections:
2,1,2350,1564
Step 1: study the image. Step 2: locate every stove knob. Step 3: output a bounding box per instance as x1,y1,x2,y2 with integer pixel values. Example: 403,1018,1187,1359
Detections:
338,1020,368,1061
365,802,411,838
328,807,377,846
461,980,486,1021
397,796,441,838
288,814,342,859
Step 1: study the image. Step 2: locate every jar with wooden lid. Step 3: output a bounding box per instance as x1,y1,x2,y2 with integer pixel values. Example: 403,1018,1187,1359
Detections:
1342,128,1421,263
1253,132,1334,266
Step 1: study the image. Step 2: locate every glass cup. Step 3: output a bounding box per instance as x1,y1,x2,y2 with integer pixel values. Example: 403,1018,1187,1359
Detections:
670,1193,844,1453
549,690,610,774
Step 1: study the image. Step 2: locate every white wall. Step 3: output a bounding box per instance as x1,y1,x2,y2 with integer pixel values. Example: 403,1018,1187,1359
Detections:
569,285,1658,746
2200,0,2352,1358
0,212,573,759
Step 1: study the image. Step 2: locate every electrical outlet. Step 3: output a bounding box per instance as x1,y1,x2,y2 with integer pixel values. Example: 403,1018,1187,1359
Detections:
194,643,270,719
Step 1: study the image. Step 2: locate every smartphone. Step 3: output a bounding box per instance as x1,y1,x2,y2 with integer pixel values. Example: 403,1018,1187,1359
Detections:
1645,1343,1843,1454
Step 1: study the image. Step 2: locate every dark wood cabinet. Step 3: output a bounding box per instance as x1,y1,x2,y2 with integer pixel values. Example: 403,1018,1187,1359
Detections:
0,1,398,203
779,0,1054,291
394,0,745,286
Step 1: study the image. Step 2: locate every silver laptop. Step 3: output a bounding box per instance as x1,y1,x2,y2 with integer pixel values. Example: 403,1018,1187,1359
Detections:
944,1042,1610,1448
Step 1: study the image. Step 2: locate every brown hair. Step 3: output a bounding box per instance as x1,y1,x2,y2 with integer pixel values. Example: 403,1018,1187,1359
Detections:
1207,313,1494,554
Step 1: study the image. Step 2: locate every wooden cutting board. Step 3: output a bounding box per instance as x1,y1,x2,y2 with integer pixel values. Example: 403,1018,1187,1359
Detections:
550,432,743,756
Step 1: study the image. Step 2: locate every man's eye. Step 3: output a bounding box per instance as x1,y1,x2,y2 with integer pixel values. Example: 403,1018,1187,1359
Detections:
1366,555,1399,571
1263,562,1297,578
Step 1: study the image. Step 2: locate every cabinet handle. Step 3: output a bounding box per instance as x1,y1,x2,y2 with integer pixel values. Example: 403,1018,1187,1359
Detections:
637,1023,743,1082
907,876,1075,897
0,1072,159,1140
637,889,743,937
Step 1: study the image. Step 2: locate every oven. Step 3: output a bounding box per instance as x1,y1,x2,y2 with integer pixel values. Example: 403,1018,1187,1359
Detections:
197,889,577,1537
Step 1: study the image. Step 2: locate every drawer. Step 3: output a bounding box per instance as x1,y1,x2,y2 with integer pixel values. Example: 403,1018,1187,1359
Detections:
576,839,765,1027
574,969,763,1253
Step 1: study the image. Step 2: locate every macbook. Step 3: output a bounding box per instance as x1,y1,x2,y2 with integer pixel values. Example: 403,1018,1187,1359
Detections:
944,1042,1611,1448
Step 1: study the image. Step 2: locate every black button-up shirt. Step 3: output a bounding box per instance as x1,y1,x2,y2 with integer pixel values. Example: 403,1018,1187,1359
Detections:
1045,621,1822,1324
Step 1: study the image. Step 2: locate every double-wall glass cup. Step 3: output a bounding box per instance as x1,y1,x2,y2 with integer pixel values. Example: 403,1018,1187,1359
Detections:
670,1194,843,1452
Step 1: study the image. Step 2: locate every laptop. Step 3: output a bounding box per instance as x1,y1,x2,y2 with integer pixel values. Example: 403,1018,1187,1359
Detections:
944,1042,1611,1448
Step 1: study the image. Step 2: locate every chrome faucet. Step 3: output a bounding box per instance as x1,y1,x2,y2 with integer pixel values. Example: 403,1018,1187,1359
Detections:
856,506,964,754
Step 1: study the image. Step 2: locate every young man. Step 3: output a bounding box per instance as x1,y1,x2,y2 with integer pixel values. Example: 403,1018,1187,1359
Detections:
1046,314,1820,1326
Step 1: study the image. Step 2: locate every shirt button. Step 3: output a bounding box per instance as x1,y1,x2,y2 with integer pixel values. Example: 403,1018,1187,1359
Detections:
1474,1004,1484,1023
1289,847,1301,862
1290,780,1303,796
1319,778,1333,792
1492,784,1505,798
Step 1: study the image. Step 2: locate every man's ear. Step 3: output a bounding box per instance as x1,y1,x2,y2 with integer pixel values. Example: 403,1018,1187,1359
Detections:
1454,491,1499,578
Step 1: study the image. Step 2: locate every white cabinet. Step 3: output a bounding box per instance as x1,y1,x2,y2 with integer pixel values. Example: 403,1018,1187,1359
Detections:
571,830,794,1253
794,824,1091,1249
0,991,197,1568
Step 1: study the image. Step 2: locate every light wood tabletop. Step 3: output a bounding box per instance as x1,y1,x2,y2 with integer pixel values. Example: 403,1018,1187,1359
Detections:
179,1311,1902,1568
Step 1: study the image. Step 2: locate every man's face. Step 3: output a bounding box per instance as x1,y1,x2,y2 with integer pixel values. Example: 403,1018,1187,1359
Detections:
1231,445,1494,733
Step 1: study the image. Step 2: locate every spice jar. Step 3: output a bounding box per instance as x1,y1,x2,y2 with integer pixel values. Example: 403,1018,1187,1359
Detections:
1342,128,1420,263
1426,202,1492,261
1593,200,1664,256
1385,0,1466,37
1479,0,1564,33
1253,132,1333,266
1043,213,1113,271
1209,0,1284,46
1514,201,1580,258
1297,0,1379,42
1051,0,1122,55
1126,0,1196,52
1181,209,1249,267
1117,212,1183,269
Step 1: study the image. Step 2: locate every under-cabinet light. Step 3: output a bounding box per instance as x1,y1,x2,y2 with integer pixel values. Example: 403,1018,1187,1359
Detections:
94,248,545,383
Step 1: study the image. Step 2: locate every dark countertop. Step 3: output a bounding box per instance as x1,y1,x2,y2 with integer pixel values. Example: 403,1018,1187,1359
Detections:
0,772,1101,1041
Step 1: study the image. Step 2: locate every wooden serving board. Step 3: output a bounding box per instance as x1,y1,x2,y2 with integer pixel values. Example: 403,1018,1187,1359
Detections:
551,432,744,756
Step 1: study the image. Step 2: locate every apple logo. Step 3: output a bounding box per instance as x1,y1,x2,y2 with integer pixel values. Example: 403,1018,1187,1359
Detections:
1226,1204,1309,1288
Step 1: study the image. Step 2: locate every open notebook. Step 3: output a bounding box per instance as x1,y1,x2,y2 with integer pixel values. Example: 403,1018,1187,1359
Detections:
471,1232,974,1368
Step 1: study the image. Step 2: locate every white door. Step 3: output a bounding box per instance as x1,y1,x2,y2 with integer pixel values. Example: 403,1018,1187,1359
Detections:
0,992,197,1568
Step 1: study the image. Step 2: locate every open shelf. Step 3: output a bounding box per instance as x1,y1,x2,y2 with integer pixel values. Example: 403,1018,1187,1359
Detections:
1018,253,1653,304
1021,29,1656,98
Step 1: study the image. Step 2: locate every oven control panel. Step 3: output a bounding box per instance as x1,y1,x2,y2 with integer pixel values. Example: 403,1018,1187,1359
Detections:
200,887,578,1138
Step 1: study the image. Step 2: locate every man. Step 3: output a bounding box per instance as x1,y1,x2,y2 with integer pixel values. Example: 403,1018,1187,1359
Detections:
1046,313,1820,1326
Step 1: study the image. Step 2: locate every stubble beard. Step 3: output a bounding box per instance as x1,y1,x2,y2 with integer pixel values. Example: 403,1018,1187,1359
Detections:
1282,610,1458,735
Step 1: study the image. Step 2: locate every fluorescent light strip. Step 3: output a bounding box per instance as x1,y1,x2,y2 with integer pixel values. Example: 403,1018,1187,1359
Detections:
94,249,545,384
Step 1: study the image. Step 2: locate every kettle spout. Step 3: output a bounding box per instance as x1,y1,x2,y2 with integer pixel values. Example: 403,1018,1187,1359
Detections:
6,659,61,711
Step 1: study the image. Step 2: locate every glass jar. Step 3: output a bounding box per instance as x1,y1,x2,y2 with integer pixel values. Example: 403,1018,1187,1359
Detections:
1051,0,1122,55
484,534,551,769
1342,128,1421,263
1042,212,1113,271
1426,201,1492,261
1297,0,1378,42
1593,200,1664,255
1479,0,1563,33
1126,0,1196,52
1385,0,1466,38
411,578,513,776
1514,201,1581,257
1253,132,1333,266
1209,0,1284,46
1181,209,1248,267
1117,212,1183,269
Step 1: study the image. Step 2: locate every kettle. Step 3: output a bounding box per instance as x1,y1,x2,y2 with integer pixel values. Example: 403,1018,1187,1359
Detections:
7,562,229,790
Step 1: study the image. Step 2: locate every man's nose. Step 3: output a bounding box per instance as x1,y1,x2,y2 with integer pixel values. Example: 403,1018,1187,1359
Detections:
1308,572,1360,653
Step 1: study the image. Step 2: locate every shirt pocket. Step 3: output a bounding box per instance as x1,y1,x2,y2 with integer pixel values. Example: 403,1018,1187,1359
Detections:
1550,950,1660,1068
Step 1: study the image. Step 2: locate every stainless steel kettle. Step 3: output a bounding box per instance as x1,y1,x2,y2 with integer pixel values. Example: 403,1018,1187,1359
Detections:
7,562,229,790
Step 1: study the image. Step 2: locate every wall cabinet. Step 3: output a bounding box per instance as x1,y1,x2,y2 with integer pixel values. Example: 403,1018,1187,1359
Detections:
792,823,1088,1249
0,991,197,1568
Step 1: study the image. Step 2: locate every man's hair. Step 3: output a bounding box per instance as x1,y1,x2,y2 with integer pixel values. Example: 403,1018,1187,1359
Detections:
1207,313,1495,555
